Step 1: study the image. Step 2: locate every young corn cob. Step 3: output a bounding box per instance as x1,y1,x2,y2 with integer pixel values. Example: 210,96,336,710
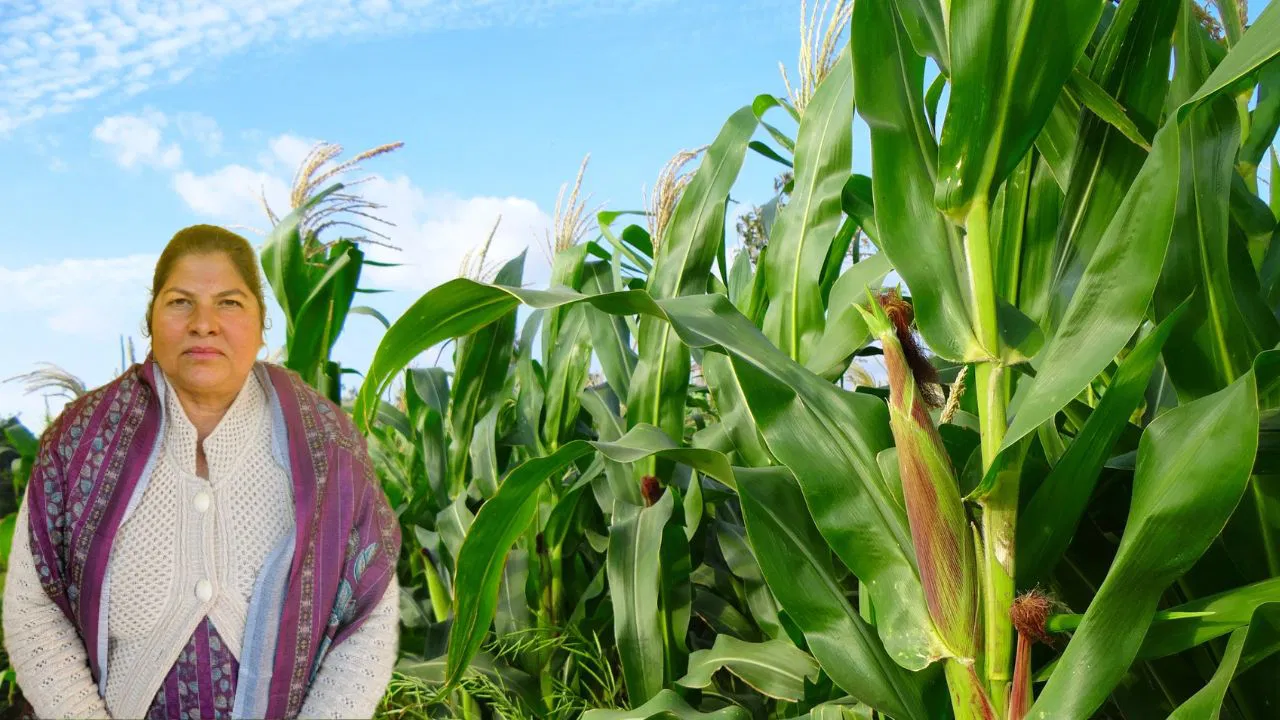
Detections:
856,289,980,661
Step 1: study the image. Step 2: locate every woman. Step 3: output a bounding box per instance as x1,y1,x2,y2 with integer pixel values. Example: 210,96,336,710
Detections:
3,225,402,719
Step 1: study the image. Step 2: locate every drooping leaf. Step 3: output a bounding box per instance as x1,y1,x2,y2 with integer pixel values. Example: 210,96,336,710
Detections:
580,689,749,720
1028,363,1260,718
1002,118,1180,452
737,467,931,720
676,635,820,702
1166,602,1280,719
1018,302,1187,587
805,252,893,381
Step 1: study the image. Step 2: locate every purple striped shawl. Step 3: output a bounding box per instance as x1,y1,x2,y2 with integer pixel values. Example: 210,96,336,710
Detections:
24,356,401,718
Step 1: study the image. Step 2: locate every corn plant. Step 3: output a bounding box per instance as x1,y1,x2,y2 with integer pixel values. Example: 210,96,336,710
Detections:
347,1,1280,718
258,141,401,403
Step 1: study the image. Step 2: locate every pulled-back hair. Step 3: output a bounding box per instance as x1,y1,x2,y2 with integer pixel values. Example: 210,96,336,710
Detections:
146,224,267,336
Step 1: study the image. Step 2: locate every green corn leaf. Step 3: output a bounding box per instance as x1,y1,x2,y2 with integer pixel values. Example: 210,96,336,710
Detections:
795,700,876,720
1181,1,1280,114
1001,118,1180,451
582,261,637,401
353,278,522,431
1044,576,1280,661
1065,68,1151,151
598,216,653,274
0,512,16,569
992,151,1062,327
934,0,1104,219
676,636,820,702
543,243,591,361
1239,57,1280,172
841,174,878,246
627,106,758,462
446,252,524,493
410,367,450,417
1166,602,1280,719
852,0,980,362
1018,302,1187,587
349,305,390,329
700,353,774,467
1154,0,1280,401
444,442,594,689
579,386,641,509
260,183,343,330
468,400,503,498
737,466,930,720
436,494,473,564
398,652,545,716
748,140,793,168
444,422,749,693
1009,0,1280,452
726,248,754,313
1033,88,1081,192
1046,0,1179,330
493,547,531,639
713,520,783,640
761,43,854,364
543,301,594,448
580,689,749,720
894,0,949,73
691,588,761,641
514,308,547,454
1027,361,1260,718
752,94,798,152
924,73,946,136
590,423,736,489
609,489,677,704
805,252,893,382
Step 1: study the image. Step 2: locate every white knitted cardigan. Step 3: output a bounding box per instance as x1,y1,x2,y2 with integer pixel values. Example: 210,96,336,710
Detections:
2,369,400,719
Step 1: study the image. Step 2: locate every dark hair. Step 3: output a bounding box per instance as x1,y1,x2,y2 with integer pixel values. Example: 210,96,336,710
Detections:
146,224,267,336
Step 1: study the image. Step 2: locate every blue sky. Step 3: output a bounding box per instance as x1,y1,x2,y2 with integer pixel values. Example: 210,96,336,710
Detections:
0,0,831,429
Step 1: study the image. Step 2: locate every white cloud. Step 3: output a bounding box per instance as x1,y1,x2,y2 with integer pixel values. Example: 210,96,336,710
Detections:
358,176,555,292
0,254,156,338
92,109,182,168
173,164,289,223
172,134,555,294
0,1,674,134
263,133,318,173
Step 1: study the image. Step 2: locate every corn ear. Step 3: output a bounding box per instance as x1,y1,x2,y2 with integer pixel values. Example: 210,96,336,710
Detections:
856,290,979,660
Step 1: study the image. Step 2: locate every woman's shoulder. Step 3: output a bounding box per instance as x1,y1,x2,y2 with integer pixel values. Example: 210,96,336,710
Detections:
257,361,364,451
38,365,146,452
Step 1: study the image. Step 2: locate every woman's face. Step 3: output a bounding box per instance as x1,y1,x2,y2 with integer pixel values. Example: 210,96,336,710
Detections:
150,252,263,402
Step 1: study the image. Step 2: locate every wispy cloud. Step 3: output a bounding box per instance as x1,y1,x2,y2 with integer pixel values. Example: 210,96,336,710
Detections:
92,109,182,168
0,0,671,134
0,254,156,338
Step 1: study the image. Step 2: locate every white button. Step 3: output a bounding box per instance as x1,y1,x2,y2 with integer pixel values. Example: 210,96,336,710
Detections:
195,579,213,602
193,491,211,513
